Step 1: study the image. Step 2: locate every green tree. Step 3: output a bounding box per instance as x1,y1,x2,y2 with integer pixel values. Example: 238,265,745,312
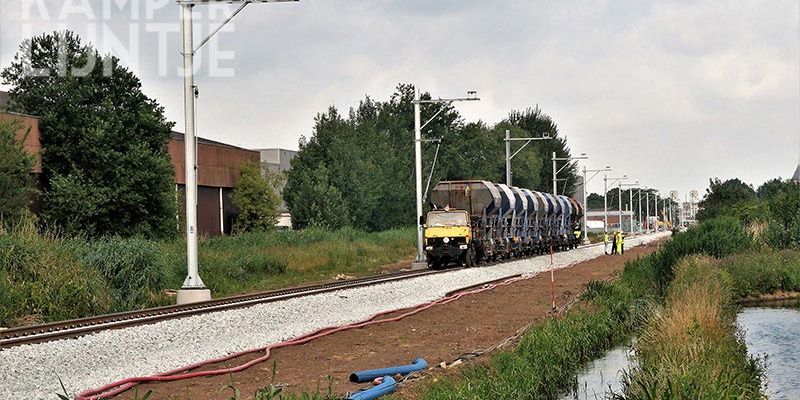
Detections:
285,163,350,229
697,178,757,221
757,177,793,199
284,84,574,230
0,119,35,225
231,162,281,233
764,184,800,249
586,193,604,210
1,31,177,237
507,107,578,195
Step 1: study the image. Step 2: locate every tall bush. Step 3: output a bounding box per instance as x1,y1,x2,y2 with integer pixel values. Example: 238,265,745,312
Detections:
232,162,281,233
0,118,35,226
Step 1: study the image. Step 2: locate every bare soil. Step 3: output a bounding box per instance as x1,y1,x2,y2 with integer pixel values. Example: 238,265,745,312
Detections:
117,242,662,400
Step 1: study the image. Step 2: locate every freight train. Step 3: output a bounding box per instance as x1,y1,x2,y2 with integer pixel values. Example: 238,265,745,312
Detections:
423,180,583,269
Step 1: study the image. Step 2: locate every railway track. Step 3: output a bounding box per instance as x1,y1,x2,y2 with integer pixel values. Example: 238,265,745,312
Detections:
0,268,448,349
0,240,612,349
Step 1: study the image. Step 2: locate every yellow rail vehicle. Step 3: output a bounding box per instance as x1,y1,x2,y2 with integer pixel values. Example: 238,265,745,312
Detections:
423,210,475,269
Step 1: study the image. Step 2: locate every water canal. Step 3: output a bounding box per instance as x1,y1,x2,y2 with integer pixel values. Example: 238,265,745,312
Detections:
560,302,800,399
737,303,800,400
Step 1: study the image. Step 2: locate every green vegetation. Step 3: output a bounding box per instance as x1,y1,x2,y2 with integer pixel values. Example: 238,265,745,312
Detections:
697,178,757,221
618,256,764,399
2,30,177,238
416,217,756,400
284,85,579,231
0,118,35,227
232,162,283,233
722,250,800,299
697,177,799,250
0,223,414,326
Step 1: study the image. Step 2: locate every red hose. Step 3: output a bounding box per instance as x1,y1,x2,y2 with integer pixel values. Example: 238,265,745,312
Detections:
75,268,567,399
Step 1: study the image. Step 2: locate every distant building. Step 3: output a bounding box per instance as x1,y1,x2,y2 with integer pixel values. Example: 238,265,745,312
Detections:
793,164,800,184
258,148,297,174
257,148,298,229
585,209,636,232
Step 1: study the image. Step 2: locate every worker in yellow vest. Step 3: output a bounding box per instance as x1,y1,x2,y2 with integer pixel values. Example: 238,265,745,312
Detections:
616,231,623,255
603,232,610,255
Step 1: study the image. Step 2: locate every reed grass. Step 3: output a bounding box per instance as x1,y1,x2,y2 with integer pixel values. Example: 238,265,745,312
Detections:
617,256,764,399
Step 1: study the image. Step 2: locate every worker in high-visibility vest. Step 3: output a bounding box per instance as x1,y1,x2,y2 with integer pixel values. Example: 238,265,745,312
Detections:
574,230,582,240
620,231,625,254
611,232,617,255
603,232,610,255
616,231,623,255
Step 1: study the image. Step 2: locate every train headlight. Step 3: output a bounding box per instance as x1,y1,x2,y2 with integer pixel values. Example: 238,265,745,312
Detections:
425,246,433,250
443,237,450,244
459,244,468,250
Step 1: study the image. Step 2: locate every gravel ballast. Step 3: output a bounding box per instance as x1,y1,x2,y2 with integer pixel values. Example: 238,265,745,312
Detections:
0,232,669,399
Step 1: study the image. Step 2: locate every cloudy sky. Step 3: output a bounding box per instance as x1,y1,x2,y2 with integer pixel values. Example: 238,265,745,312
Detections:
1,0,798,198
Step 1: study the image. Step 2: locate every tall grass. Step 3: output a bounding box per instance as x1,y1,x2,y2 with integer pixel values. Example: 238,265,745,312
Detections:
0,222,113,325
617,256,764,399
0,223,415,326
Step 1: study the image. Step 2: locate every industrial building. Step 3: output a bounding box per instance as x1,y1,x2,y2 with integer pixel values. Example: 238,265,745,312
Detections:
585,209,636,232
170,132,260,235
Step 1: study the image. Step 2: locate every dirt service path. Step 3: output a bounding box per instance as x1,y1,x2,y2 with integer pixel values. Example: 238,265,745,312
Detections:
119,241,663,399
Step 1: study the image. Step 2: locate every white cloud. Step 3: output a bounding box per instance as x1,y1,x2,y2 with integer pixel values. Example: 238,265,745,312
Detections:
0,0,798,197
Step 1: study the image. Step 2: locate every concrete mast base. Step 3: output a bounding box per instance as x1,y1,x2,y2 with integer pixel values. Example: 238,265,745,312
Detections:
176,288,212,305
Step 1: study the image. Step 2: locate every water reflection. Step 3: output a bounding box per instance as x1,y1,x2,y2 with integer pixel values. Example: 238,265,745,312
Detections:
560,343,634,400
738,305,800,400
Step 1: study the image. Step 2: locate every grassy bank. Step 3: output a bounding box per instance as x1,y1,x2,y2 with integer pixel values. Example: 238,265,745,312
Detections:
618,256,764,399
0,224,415,326
414,217,754,400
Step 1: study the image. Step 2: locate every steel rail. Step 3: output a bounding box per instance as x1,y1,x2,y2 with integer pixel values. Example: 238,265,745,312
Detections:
0,268,446,348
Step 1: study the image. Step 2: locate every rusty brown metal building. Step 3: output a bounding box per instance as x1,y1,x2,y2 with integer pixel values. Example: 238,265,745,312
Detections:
170,132,260,236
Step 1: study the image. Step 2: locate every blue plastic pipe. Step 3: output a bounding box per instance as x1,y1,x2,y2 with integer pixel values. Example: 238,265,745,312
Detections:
349,358,427,383
345,376,397,400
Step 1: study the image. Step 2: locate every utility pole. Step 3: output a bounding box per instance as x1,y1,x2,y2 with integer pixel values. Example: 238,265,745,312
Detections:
620,182,638,233
413,88,423,267
552,152,588,195
176,0,298,305
583,165,611,242
629,188,634,233
603,175,626,233
637,188,642,233
644,189,650,233
412,89,479,268
505,130,550,186
506,130,511,185
604,175,608,233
